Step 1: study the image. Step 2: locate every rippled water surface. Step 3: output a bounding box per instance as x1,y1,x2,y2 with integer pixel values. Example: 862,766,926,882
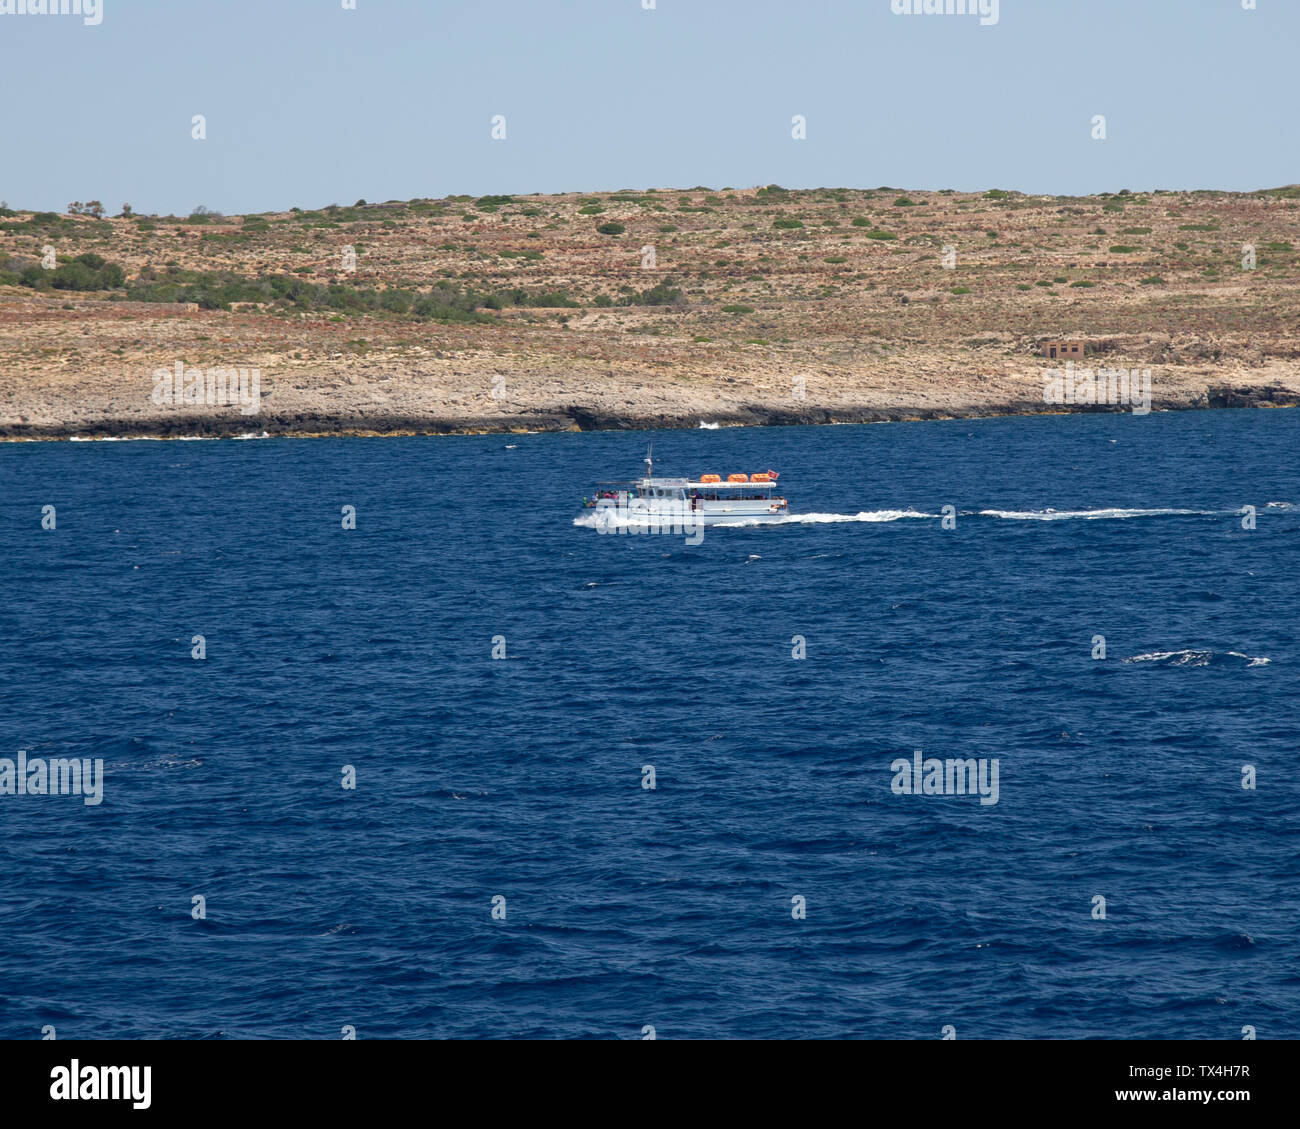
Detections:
1,408,1296,1039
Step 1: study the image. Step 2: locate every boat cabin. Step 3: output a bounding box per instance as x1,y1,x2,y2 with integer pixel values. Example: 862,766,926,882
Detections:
592,473,780,503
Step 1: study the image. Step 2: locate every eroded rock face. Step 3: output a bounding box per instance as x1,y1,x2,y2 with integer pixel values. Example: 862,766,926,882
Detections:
1206,385,1300,410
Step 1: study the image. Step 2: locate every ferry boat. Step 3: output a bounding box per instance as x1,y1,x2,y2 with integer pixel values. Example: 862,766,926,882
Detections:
581,451,789,525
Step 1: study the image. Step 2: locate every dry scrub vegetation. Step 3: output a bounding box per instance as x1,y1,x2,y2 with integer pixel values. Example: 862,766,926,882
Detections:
1,184,1297,437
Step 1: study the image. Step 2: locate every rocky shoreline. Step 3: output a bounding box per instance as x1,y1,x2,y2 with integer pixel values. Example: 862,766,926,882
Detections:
2,382,1294,441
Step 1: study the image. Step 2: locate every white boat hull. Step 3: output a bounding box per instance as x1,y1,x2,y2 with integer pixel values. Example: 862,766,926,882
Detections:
691,502,788,523
585,499,789,527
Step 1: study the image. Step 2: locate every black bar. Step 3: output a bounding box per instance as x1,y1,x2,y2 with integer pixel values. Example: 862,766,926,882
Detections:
4,1038,1290,1116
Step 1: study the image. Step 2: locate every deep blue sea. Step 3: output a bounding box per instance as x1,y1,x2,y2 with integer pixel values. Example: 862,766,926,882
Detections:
1,408,1296,1040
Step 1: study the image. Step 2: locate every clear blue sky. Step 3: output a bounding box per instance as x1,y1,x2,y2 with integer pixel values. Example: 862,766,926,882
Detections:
1,0,1293,215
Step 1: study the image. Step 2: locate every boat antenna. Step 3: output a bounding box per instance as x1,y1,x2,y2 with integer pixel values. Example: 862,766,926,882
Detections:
644,443,653,479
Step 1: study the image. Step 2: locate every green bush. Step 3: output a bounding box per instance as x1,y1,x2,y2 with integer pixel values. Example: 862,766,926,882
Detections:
528,290,581,308
596,222,626,235
119,265,499,322
379,289,413,313
772,218,803,229
624,280,683,306
721,303,754,314
21,251,125,292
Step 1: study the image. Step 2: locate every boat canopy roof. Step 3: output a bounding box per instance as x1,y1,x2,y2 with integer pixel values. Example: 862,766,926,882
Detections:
594,477,776,490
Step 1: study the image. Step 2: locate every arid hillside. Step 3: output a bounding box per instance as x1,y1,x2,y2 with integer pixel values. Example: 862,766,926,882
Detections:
2,185,1298,437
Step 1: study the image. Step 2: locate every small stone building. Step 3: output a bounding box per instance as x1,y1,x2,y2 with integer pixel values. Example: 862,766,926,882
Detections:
1043,340,1085,360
